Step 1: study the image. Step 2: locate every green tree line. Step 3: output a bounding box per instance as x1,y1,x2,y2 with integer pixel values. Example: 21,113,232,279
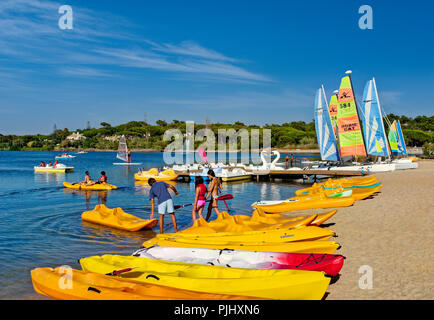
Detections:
0,115,432,153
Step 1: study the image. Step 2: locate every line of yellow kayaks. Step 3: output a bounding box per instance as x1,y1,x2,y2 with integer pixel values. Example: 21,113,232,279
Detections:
30,176,383,300
253,175,382,213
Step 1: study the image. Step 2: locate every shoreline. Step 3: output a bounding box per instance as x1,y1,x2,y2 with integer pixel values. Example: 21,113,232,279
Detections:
1,148,321,154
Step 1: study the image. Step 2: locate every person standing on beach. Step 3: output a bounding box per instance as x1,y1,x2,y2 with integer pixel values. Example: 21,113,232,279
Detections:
127,150,131,163
205,169,222,221
285,155,289,169
290,154,295,167
148,178,179,233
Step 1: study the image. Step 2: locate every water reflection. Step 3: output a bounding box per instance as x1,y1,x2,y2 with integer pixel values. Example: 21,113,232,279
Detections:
63,189,109,209
34,172,66,185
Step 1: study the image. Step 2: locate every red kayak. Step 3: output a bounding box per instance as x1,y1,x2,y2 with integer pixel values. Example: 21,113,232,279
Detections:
269,253,344,276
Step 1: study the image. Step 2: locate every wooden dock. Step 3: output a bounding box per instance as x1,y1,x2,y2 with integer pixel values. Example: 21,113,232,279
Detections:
176,167,366,182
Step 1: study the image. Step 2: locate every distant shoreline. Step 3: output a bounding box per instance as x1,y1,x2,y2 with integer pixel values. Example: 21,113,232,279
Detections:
1,148,322,154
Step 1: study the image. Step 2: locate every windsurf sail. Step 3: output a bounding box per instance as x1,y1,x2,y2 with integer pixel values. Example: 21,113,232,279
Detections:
336,73,367,157
328,92,339,139
396,120,407,155
116,135,129,162
361,78,390,157
314,86,340,161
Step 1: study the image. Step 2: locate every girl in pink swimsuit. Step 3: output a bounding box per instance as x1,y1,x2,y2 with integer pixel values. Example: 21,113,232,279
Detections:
192,177,207,221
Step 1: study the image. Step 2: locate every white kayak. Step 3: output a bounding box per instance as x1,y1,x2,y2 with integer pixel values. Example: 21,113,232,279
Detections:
131,246,344,276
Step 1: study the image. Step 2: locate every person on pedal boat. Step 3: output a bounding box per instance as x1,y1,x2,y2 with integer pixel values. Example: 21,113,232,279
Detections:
96,171,108,184
39,161,45,167
148,178,179,234
81,171,95,186
205,169,222,221
53,159,59,168
192,176,207,221
47,161,52,167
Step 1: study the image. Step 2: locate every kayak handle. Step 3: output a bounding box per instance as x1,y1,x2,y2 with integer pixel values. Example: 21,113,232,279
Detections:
146,274,160,281
88,287,101,293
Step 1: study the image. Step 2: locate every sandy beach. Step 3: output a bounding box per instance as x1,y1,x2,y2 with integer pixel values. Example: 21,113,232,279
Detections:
289,160,434,299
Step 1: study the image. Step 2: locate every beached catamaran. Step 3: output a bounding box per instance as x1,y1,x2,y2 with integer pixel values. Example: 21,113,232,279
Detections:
314,85,340,162
313,71,417,172
113,135,142,165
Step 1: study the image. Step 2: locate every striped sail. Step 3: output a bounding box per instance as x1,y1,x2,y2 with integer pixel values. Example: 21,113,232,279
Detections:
361,78,390,157
328,93,339,138
336,75,367,157
388,120,400,154
314,86,340,161
396,120,408,155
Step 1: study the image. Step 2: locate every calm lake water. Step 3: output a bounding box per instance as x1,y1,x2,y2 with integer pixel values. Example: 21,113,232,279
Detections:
0,151,319,299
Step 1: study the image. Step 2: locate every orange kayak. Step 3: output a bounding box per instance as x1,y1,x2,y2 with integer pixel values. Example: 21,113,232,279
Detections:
31,267,264,300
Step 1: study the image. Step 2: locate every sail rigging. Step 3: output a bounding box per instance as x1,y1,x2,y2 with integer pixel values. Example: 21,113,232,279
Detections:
116,135,129,162
314,86,340,161
336,73,367,157
361,78,390,157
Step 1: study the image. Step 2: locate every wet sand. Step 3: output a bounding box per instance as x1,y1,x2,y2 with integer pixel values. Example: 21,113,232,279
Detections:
289,160,434,299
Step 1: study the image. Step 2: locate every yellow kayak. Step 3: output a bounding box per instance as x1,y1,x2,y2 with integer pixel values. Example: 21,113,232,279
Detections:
63,181,117,190
157,225,335,243
295,176,380,196
296,185,382,201
249,207,337,225
142,238,340,254
252,194,355,213
79,255,331,300
31,267,262,300
180,214,317,234
82,204,158,231
134,168,178,181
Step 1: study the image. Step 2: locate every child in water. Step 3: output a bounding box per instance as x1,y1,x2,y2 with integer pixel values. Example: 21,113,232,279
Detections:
192,176,207,221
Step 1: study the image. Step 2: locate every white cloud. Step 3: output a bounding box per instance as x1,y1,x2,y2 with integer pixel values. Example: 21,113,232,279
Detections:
0,0,269,83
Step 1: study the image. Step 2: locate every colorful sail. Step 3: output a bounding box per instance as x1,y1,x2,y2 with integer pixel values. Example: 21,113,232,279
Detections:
396,120,407,155
314,86,340,161
116,135,129,162
328,93,339,138
361,78,390,157
336,74,367,157
388,120,400,154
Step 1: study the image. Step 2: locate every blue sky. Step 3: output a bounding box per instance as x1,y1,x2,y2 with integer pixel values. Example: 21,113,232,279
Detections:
0,0,433,134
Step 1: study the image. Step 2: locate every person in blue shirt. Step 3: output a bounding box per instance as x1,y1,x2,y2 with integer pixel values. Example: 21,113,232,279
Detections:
148,178,179,234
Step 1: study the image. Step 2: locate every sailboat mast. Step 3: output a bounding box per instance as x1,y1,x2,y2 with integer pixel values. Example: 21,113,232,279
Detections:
372,77,391,160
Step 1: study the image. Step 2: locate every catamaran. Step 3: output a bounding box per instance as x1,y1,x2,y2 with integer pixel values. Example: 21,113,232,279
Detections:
312,71,417,173
113,135,142,165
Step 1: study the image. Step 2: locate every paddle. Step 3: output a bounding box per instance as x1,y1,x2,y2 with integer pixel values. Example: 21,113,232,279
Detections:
173,194,233,210
125,194,234,211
